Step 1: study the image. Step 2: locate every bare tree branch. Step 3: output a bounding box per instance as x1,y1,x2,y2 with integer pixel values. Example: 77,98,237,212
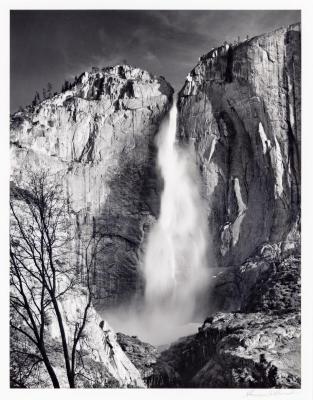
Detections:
10,168,100,388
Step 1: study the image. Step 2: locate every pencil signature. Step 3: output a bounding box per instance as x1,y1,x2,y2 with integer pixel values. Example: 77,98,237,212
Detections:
246,389,298,397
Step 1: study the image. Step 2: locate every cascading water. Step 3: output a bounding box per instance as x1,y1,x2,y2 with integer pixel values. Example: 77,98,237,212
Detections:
105,98,209,345
141,97,209,344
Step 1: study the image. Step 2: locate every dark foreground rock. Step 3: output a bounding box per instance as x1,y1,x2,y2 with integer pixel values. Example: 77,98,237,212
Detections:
150,310,300,388
115,332,180,387
149,245,300,388
116,333,159,382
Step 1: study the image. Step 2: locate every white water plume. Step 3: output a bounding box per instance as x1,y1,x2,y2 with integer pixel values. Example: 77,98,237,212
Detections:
143,99,209,318
105,98,209,345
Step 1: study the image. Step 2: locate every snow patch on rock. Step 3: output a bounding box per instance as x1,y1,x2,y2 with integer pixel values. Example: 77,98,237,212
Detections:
258,122,271,154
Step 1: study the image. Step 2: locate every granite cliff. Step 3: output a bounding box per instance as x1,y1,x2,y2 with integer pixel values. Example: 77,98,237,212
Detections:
178,23,301,268
11,65,173,307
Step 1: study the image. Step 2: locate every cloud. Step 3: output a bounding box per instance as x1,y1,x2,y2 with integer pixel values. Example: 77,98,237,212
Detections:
11,10,300,112
143,51,158,62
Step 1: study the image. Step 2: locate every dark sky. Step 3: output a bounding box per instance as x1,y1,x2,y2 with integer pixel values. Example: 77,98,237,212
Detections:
10,10,300,113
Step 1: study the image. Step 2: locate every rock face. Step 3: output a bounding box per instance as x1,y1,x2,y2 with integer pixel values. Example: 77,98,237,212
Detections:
178,23,301,268
152,311,300,388
49,290,145,388
192,312,300,388
10,65,173,307
116,333,159,383
207,242,301,314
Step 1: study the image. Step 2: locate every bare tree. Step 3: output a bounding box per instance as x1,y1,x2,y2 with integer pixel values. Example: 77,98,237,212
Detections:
61,80,70,93
10,170,99,388
32,91,41,107
47,82,53,98
10,328,47,388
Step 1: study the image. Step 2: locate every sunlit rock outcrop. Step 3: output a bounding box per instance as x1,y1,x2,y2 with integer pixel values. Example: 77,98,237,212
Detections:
11,286,145,388
50,289,145,387
178,23,301,267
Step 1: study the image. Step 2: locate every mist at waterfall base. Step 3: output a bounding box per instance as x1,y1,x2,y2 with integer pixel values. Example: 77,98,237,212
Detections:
105,100,210,346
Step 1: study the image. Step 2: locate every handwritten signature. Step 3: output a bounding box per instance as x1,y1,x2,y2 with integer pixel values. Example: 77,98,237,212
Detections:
246,389,298,397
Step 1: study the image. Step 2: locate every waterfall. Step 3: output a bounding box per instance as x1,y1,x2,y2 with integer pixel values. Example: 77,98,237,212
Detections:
141,98,209,344
104,98,209,345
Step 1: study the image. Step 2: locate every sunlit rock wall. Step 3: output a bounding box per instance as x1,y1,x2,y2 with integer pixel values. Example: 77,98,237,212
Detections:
10,65,173,306
178,23,301,267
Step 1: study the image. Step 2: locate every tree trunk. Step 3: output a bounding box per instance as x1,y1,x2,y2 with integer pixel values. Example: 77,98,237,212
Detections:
40,347,60,388
68,372,75,388
52,297,75,387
